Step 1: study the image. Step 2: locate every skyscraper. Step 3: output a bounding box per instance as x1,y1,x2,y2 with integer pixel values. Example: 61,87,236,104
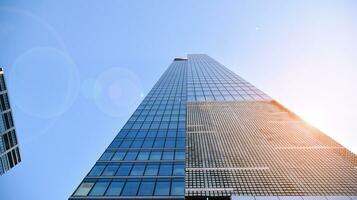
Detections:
0,68,21,175
70,55,356,200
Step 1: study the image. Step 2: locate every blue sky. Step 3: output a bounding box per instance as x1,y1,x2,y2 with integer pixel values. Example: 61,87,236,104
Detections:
0,0,356,199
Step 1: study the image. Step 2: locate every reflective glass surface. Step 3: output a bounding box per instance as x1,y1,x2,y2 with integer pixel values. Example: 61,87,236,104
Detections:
72,60,187,198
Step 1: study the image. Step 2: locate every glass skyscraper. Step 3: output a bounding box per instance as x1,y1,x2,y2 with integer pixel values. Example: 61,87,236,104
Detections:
0,68,21,175
70,55,356,200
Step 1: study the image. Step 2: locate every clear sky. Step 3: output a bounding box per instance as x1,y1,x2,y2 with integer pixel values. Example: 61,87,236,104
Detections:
0,0,356,199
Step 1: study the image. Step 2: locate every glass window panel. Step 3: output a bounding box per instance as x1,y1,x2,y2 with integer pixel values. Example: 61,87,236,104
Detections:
147,131,157,137
109,141,120,148
177,131,185,137
73,182,94,196
141,123,150,129
112,151,126,161
131,123,142,130
169,122,178,128
144,164,159,176
121,181,140,196
167,130,176,137
116,164,132,176
124,151,138,160
162,151,174,160
173,164,185,176
159,164,173,176
178,122,185,129
149,151,162,160
131,140,143,148
99,152,114,161
142,139,154,148
88,165,106,176
105,181,125,196
157,131,166,137
137,181,155,196
153,139,164,148
136,131,147,138
117,131,128,138
176,139,185,148
154,181,170,196
171,181,184,196
175,151,185,160
164,139,175,148
137,151,150,160
215,95,225,100
130,164,145,176
89,182,110,196
102,165,119,176
119,140,132,148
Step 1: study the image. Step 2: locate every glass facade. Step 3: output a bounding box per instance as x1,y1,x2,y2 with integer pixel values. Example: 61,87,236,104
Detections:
71,60,187,199
70,55,357,199
0,68,21,175
187,54,270,102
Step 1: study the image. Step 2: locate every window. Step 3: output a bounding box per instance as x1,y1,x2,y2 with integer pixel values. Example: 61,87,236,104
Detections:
116,164,132,176
137,181,155,196
144,164,159,176
136,131,147,138
102,165,119,176
124,151,138,160
130,164,145,176
153,139,164,148
176,139,185,148
112,151,126,160
105,181,124,196
73,182,94,196
137,151,150,160
131,140,143,148
127,131,138,138
99,152,114,161
167,130,176,137
171,181,184,195
88,182,110,196
169,122,178,128
150,122,160,129
149,151,162,160
177,131,185,137
142,139,154,148
147,131,157,137
162,151,174,160
164,139,175,148
117,130,128,137
157,130,166,137
154,181,170,196
109,141,120,148
159,164,172,176
88,165,105,176
173,164,184,176
175,151,185,160
121,181,140,196
120,140,132,148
